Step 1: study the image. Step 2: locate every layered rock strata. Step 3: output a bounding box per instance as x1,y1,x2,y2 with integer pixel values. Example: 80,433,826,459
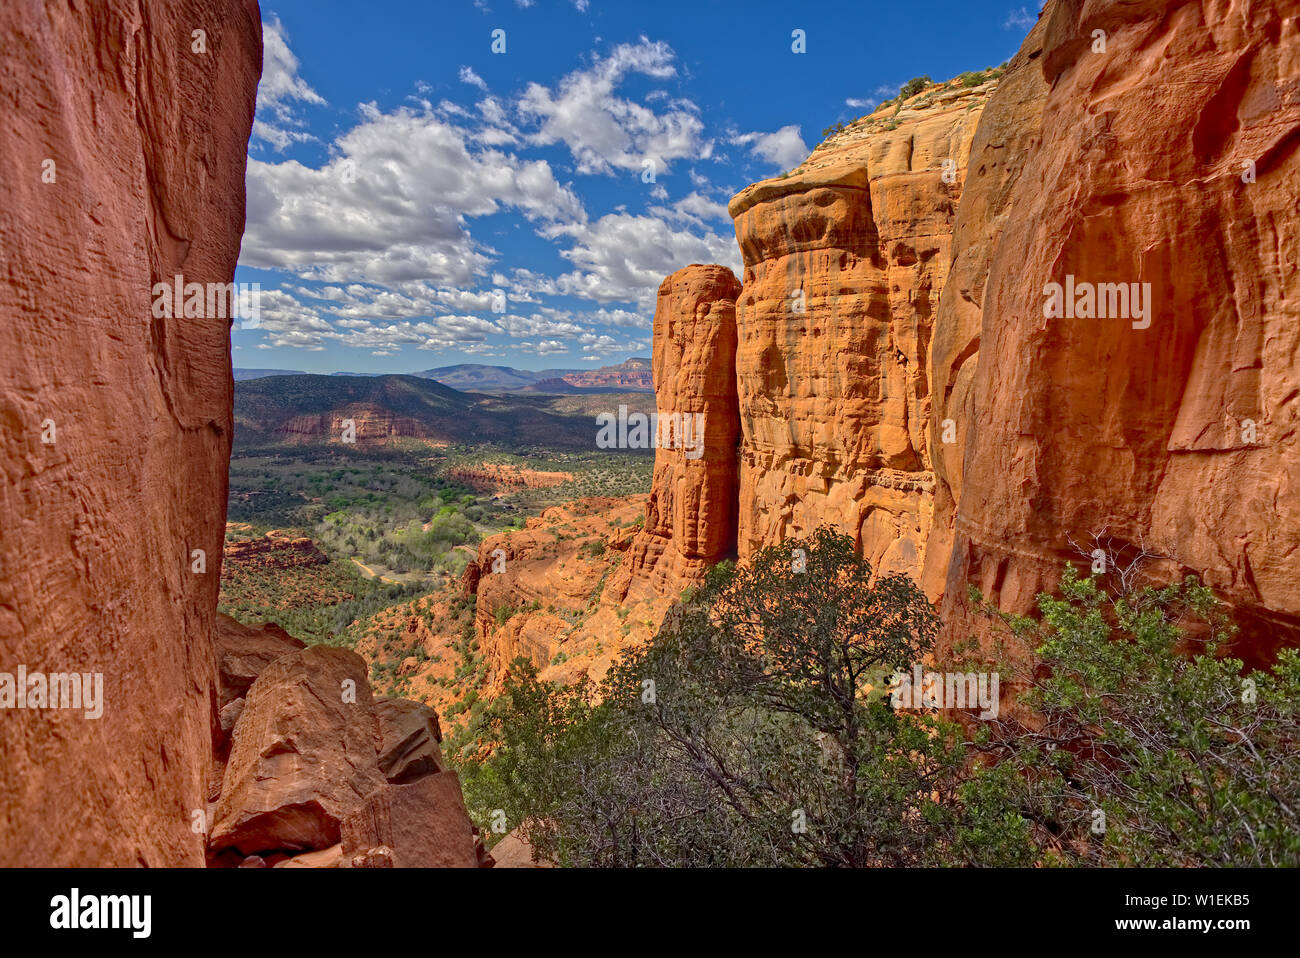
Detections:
728,80,995,579
468,498,661,693
613,265,743,600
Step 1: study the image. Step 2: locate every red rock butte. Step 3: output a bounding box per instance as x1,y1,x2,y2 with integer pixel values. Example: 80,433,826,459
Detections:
591,0,1300,664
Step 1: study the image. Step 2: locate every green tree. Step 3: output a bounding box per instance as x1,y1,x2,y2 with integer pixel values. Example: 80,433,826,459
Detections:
464,528,1032,867
972,564,1300,866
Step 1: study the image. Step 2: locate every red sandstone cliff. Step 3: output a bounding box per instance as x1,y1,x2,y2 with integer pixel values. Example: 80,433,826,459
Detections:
0,0,261,866
598,0,1298,659
930,0,1300,656
0,0,485,869
209,614,484,868
921,19,1051,605
271,408,448,446
728,78,995,580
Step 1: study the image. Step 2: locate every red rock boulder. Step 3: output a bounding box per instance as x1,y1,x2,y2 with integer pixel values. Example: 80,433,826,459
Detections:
374,697,447,783
209,645,385,856
340,773,479,868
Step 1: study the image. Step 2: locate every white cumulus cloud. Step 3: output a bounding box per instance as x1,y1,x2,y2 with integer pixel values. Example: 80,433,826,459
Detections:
252,17,326,152
731,125,809,172
243,103,586,286
517,39,710,176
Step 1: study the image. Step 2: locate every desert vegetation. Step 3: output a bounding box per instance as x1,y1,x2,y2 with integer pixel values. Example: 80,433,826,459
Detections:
460,530,1299,867
221,438,654,651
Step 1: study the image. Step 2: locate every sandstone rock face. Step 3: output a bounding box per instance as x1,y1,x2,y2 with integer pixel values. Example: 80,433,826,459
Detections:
490,828,555,868
274,843,343,868
469,497,672,693
729,82,994,580
615,265,743,600
340,773,479,868
374,697,446,783
273,408,439,446
210,646,385,856
0,0,260,866
349,845,396,868
214,613,307,709
211,615,307,795
460,559,482,598
448,462,574,490
921,19,1051,603
932,0,1300,656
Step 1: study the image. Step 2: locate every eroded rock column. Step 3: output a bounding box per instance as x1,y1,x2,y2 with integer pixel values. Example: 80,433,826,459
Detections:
728,88,990,579
616,264,743,600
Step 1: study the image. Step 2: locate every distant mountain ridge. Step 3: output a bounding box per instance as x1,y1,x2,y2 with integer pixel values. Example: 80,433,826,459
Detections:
415,363,561,391
235,358,653,392
417,357,652,392
233,367,306,380
233,373,626,451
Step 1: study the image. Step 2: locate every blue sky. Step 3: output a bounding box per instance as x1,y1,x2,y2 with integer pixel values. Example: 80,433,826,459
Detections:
233,0,1041,373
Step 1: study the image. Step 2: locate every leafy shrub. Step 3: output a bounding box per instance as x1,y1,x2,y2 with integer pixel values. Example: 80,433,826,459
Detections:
972,566,1300,867
462,529,1031,867
460,531,1299,868
899,74,931,100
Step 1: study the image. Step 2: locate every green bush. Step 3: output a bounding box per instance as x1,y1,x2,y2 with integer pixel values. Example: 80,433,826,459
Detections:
972,566,1299,867
899,74,931,100
459,531,1299,868
461,529,1031,867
